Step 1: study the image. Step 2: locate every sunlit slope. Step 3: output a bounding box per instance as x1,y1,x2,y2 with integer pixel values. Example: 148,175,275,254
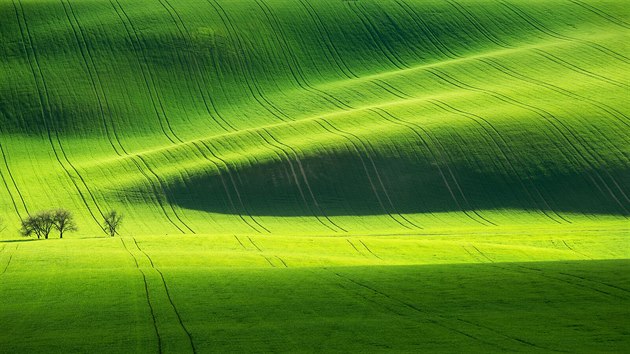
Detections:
1,231,629,352
0,0,628,236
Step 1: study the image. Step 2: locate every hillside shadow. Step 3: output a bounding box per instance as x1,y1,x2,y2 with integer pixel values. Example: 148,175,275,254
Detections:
0,239,43,243
164,150,630,217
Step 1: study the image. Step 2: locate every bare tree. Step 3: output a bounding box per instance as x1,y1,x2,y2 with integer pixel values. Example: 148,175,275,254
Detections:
52,209,77,239
20,216,38,238
103,211,123,237
21,211,55,239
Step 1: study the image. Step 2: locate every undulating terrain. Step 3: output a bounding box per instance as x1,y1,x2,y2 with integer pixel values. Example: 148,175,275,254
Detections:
0,0,628,352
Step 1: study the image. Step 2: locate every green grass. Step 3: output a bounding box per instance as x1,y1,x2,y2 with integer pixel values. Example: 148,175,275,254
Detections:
0,0,628,352
1,229,629,353
0,0,628,236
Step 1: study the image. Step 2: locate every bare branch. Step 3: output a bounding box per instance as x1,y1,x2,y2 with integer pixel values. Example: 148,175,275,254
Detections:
52,209,77,239
103,210,123,237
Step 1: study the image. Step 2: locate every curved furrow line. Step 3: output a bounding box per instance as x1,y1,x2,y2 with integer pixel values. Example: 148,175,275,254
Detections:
557,270,630,294
279,11,359,113
370,108,494,226
233,235,246,249
479,57,630,129
498,0,630,64
0,244,17,276
108,0,180,144
110,0,228,233
0,141,28,219
474,60,630,205
470,245,494,263
443,128,519,220
358,240,382,260
424,66,623,210
308,119,411,229
0,167,21,221
119,238,162,354
247,236,263,252
372,79,413,99
268,138,349,233
348,1,408,71
65,0,193,234
317,117,421,229
477,57,630,202
322,119,421,229
356,2,415,69
531,48,629,90
60,0,122,156
375,109,495,226
462,245,485,263
253,0,313,94
563,239,593,260
331,271,524,352
566,0,630,29
123,143,195,233
13,0,105,230
133,238,197,354
452,316,567,353
346,239,364,257
426,98,569,224
297,0,357,79
156,0,235,133
361,108,480,225
132,0,209,139
206,0,292,123
250,130,325,227
254,132,331,231
130,155,194,233
136,274,163,353
255,0,354,112
425,66,630,214
370,81,407,100
261,255,275,267
394,0,459,60
188,141,263,233
339,267,568,352
199,139,270,233
445,0,511,49
275,256,288,268
132,156,187,234
180,0,348,231
206,0,272,117
262,128,346,232
509,264,626,300
111,0,200,233
62,1,130,156
110,1,271,235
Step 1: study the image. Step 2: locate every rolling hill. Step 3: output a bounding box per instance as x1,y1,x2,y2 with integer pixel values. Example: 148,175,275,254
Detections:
0,0,628,237
0,0,629,352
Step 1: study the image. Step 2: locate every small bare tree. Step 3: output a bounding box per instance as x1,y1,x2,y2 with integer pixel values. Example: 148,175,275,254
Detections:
52,209,77,239
103,210,123,237
20,211,55,239
20,217,38,238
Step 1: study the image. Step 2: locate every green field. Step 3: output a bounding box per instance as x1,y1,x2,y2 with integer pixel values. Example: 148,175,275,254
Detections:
0,0,628,352
1,229,629,352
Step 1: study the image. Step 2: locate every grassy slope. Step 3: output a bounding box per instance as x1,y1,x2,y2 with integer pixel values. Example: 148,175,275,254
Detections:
1,231,629,353
0,0,629,352
0,0,628,237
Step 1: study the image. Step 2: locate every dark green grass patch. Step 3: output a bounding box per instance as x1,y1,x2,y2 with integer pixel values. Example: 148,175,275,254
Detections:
2,258,628,353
